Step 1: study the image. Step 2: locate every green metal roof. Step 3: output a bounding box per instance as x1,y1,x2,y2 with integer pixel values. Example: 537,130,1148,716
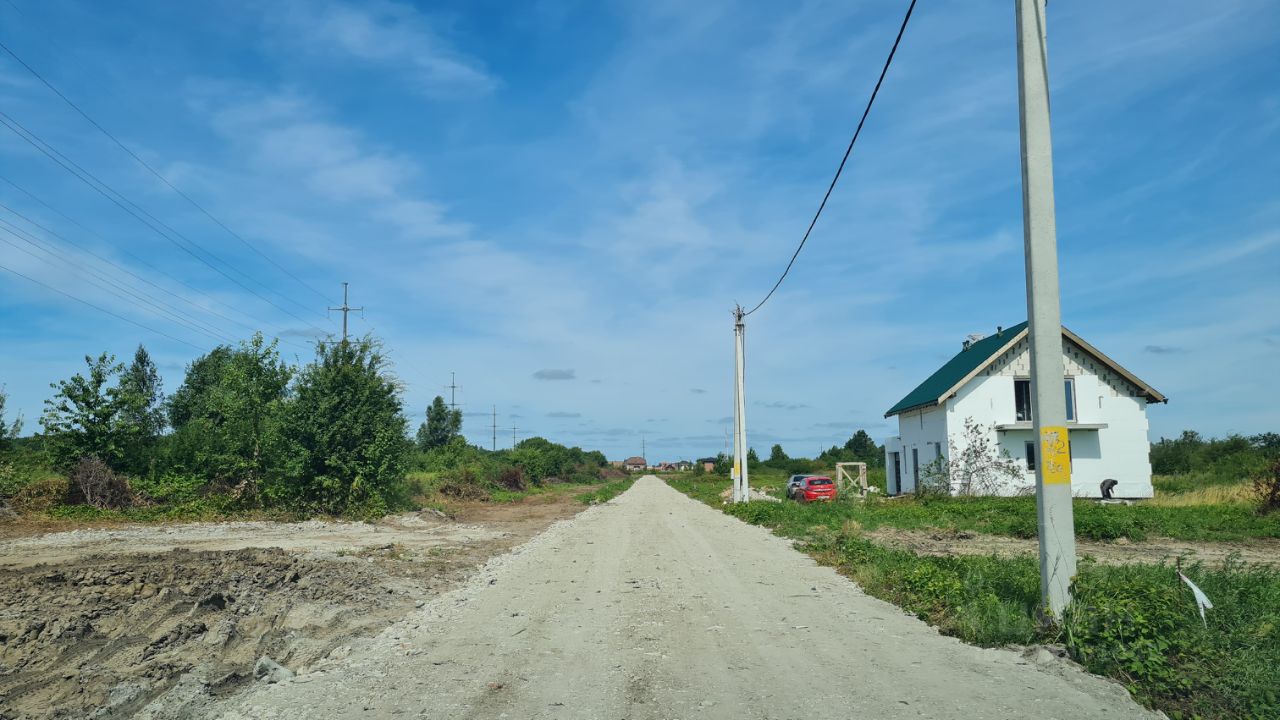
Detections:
884,322,1028,417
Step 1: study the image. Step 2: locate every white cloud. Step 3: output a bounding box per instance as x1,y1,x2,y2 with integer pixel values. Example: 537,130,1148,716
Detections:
270,0,496,98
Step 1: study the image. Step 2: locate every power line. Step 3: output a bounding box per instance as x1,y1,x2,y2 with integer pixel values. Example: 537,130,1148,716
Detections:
0,260,205,351
0,221,236,343
743,0,917,317
0,110,328,333
0,176,311,347
0,182,314,352
0,201,244,336
0,36,329,303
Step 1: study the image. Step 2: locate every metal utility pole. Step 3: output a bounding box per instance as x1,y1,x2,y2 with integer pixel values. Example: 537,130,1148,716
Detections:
446,372,459,409
511,423,519,447
1016,0,1076,618
732,306,750,503
491,405,497,451
641,434,646,464
327,282,363,342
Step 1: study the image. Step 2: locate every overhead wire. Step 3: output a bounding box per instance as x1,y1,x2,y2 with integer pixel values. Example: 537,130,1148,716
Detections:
0,109,329,333
0,221,236,343
0,188,316,351
0,35,330,303
742,0,917,317
0,260,205,351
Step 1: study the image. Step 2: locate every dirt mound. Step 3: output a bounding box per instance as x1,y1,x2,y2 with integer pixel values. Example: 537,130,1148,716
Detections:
0,547,440,719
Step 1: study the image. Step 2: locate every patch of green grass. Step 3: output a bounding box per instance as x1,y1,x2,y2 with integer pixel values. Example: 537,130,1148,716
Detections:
576,478,634,505
667,476,1280,720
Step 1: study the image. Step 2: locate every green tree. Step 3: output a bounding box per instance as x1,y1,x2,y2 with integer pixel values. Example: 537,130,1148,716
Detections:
416,395,462,451
844,429,880,460
167,346,233,430
41,353,127,471
747,447,760,467
769,443,789,463
163,334,292,492
117,345,165,473
0,386,21,452
272,337,411,515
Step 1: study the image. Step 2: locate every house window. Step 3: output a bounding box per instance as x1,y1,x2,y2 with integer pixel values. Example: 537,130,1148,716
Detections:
1025,441,1036,471
1014,378,1078,422
1015,379,1032,421
932,441,942,460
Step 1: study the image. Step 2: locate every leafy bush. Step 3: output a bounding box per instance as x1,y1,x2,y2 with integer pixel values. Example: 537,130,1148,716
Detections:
267,338,411,517
131,472,206,504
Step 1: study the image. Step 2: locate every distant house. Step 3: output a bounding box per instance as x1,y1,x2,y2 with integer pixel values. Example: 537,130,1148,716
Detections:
883,322,1166,498
657,462,676,472
675,460,694,471
623,456,647,472
697,457,717,472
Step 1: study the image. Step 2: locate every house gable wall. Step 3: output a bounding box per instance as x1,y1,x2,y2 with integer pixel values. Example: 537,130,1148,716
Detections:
944,337,1154,498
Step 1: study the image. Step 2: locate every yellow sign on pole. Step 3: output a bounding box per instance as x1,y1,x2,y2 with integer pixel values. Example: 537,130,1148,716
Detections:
1040,426,1071,485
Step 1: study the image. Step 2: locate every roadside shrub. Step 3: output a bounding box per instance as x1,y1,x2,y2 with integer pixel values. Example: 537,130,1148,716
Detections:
1254,459,1280,514
67,456,133,509
10,475,70,512
131,472,206,505
437,469,490,500
494,466,526,491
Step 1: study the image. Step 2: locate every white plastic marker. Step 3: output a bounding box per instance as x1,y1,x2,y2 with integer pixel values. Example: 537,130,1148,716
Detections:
1176,560,1214,627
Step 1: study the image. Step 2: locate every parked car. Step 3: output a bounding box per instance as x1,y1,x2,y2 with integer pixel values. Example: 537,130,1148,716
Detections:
794,476,837,503
785,474,816,499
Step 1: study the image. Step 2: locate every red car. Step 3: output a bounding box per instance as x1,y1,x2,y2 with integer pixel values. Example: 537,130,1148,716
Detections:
794,476,837,503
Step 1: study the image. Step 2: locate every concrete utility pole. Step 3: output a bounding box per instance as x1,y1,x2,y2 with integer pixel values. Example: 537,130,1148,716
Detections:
732,306,750,503
1016,0,1076,618
327,282,363,342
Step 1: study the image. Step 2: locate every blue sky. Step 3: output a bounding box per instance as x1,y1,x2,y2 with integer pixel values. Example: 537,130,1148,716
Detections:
0,0,1276,461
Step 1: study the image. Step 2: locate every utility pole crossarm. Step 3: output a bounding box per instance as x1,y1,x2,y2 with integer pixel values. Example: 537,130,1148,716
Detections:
327,281,364,342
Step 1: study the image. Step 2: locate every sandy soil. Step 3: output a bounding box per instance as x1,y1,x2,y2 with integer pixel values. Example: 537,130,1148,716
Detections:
0,494,586,720
865,527,1280,566
205,477,1156,720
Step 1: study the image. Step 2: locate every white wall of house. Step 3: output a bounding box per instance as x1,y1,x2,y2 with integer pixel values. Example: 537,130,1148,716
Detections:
884,405,948,494
886,336,1155,498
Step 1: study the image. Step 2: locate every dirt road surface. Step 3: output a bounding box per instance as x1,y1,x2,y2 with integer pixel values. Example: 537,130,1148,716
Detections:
207,477,1155,720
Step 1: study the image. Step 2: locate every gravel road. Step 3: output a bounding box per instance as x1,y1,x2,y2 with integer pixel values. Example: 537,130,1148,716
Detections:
207,476,1156,720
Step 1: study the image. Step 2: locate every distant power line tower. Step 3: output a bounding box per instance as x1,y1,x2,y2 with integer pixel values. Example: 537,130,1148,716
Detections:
327,282,363,341
446,372,459,410
491,405,497,451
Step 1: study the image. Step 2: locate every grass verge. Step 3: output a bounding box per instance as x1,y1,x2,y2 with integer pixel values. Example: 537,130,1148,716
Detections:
575,477,635,505
667,475,1280,720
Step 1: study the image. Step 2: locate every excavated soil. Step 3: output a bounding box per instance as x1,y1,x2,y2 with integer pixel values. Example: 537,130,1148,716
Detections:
865,527,1280,566
0,495,586,720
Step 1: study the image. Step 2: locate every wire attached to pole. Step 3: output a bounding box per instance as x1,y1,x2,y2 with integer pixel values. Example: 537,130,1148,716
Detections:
743,0,917,317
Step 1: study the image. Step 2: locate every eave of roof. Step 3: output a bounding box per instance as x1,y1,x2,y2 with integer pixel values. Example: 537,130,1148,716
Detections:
884,322,1166,417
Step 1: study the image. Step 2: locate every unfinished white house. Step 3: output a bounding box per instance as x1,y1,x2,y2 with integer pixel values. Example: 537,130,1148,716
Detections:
882,322,1166,498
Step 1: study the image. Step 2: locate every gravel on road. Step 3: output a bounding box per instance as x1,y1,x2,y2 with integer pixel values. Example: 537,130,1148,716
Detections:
205,476,1157,720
